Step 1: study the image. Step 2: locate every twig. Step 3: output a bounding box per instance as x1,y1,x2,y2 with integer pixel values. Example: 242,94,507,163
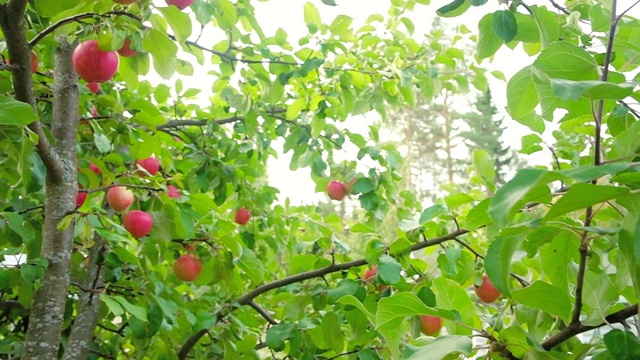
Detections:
548,0,570,14
248,301,278,325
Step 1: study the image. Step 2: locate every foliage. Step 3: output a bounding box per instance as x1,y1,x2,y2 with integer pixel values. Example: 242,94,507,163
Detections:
0,0,639,360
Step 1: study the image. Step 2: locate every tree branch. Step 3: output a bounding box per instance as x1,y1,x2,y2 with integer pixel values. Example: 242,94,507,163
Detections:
177,228,469,359
248,301,278,325
156,108,286,130
542,303,638,350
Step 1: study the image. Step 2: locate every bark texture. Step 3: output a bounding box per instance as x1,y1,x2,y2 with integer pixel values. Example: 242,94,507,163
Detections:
21,39,79,360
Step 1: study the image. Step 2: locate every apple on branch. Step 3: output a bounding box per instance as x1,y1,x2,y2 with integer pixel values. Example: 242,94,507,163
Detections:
362,265,389,292
106,186,134,212
123,210,153,238
173,254,202,282
135,156,160,176
326,180,346,201
166,0,194,10
234,208,251,225
72,40,119,83
475,274,501,303
419,315,443,336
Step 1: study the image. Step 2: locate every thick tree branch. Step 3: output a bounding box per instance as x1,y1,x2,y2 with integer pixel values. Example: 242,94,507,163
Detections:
0,0,63,179
21,38,79,360
542,303,638,350
0,300,25,312
177,228,469,359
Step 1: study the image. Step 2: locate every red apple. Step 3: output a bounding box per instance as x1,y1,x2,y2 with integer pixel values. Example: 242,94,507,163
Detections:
326,180,346,201
88,163,100,174
72,40,119,83
123,210,153,238
117,38,138,57
345,178,356,193
166,0,194,10
167,185,180,199
113,0,139,4
90,105,99,118
420,315,443,336
106,186,134,212
6,50,38,74
173,254,202,281
363,265,388,291
234,208,250,225
135,157,160,176
76,191,87,207
475,274,501,303
87,82,100,94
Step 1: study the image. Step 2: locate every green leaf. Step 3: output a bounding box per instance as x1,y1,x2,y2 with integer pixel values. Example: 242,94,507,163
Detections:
376,292,455,331
143,28,178,80
610,121,640,160
403,336,473,360
112,247,141,267
477,13,503,58
101,295,125,317
113,295,147,321
472,149,496,192
433,277,480,334
328,279,360,303
528,5,560,48
540,231,580,292
378,254,402,284
559,163,630,183
485,236,523,296
322,312,344,354
532,41,599,81
321,0,338,5
511,281,572,322
618,213,640,301
130,300,163,339
34,0,77,18
489,168,558,227
462,199,493,230
419,205,445,224
581,269,619,326
303,2,322,33
436,0,470,17
338,295,376,324
506,66,539,120
213,0,237,31
352,178,375,194
158,6,193,44
266,323,297,351
20,264,45,283
604,330,640,360
0,96,38,126
491,10,518,42
237,249,265,283
550,79,635,101
544,184,629,221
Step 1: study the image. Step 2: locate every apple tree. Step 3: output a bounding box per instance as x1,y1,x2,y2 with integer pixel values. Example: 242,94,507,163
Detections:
0,0,640,359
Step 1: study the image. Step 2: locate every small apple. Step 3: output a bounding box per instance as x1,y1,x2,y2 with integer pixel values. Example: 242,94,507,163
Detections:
117,38,138,57
475,274,501,303
106,186,134,212
363,265,389,291
234,208,251,225
76,191,87,207
167,185,180,199
326,180,346,201
87,82,100,94
113,0,139,4
6,50,38,74
173,254,202,281
166,0,194,10
88,163,100,174
344,178,356,193
420,315,443,336
135,157,160,176
123,210,153,238
72,40,119,83
184,243,196,253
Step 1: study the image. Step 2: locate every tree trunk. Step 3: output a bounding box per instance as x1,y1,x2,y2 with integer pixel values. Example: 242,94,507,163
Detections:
22,38,79,360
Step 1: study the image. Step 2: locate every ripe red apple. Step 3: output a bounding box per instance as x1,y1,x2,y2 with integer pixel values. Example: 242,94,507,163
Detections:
326,180,346,201
167,185,180,199
76,191,87,207
87,82,100,94
475,274,501,303
123,210,153,238
106,186,134,212
173,254,202,281
6,50,38,74
363,265,389,291
88,162,100,174
135,157,160,176
420,315,443,336
117,38,138,57
234,208,251,225
72,40,119,83
166,0,194,10
113,0,139,4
